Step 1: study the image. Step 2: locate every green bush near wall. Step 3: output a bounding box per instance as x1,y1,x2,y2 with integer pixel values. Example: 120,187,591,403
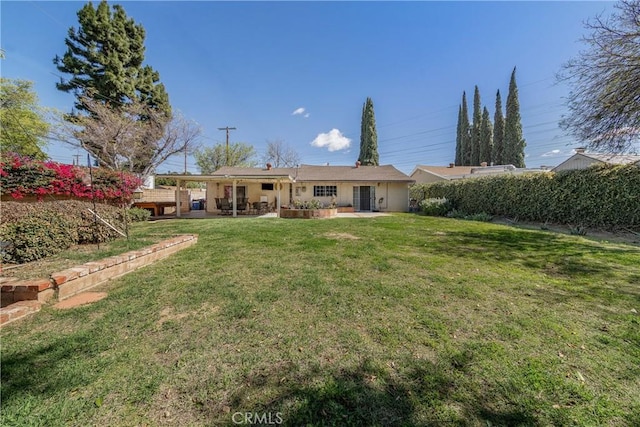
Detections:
0,200,129,263
410,164,640,230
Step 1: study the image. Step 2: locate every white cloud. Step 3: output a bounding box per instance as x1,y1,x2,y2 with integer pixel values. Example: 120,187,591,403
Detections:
310,129,351,152
541,149,561,157
292,107,305,116
304,113,310,118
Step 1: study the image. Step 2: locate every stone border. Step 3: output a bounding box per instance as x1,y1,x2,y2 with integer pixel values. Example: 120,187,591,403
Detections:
281,208,338,219
0,234,197,326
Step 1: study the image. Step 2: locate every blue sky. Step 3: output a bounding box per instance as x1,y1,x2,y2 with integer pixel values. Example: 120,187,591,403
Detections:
2,1,615,174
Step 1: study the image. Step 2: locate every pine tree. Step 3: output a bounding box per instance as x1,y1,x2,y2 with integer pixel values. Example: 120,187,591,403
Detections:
492,90,505,165
53,0,171,175
54,0,170,117
479,107,493,165
358,97,379,166
470,86,482,166
504,67,526,167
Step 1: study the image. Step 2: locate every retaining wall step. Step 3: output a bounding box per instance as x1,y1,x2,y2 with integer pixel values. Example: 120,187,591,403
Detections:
0,234,197,326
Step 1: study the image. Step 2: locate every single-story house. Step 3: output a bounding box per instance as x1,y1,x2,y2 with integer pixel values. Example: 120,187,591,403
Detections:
155,162,414,217
552,148,640,172
410,163,550,184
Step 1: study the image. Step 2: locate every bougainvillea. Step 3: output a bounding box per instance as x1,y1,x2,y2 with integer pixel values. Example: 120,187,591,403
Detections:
0,153,142,205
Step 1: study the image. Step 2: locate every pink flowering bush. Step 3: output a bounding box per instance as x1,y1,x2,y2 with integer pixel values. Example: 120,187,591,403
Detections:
0,153,142,205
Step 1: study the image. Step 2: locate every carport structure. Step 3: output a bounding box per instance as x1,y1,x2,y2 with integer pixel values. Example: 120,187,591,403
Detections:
155,168,294,218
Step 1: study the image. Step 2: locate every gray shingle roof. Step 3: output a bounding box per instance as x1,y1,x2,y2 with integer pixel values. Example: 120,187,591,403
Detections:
581,153,640,165
211,164,413,182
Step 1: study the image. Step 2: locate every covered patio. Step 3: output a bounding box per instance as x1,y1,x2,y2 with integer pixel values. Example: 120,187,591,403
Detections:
154,170,294,218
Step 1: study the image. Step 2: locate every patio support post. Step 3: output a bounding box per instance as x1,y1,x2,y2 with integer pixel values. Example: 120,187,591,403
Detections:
277,179,281,217
232,180,237,217
176,179,182,218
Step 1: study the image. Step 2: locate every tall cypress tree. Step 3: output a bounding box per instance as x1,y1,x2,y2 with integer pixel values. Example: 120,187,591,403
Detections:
492,90,505,165
460,91,471,166
479,106,493,165
54,1,170,117
504,67,526,167
455,104,463,166
358,97,379,166
470,86,482,166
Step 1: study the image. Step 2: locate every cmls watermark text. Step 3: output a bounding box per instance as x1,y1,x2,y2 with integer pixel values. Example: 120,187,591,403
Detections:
232,412,283,425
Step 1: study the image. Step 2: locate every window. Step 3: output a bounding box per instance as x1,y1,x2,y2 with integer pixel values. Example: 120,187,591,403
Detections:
261,183,274,191
313,185,337,197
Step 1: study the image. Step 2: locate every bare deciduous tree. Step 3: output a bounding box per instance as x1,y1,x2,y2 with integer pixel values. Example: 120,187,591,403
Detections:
262,139,301,168
558,0,640,153
55,96,201,180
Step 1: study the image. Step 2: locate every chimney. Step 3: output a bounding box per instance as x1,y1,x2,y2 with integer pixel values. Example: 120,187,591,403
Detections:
481,162,488,167
266,163,272,170
575,147,586,154
448,163,455,168
355,161,361,168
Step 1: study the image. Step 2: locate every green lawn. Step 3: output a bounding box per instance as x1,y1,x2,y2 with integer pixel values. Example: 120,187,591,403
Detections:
1,214,639,426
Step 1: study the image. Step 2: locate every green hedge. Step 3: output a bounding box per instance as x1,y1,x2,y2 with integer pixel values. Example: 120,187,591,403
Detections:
410,165,640,230
1,200,129,263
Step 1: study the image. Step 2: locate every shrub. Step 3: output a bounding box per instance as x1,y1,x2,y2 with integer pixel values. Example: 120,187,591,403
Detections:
411,165,640,230
1,213,77,263
128,207,151,222
419,198,451,216
0,152,142,204
0,200,129,263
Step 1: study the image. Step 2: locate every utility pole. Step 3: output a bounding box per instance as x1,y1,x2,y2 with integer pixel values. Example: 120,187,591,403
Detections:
218,126,236,166
72,154,81,166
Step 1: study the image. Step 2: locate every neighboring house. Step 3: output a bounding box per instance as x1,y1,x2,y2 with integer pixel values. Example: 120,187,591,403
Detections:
552,148,640,172
410,163,550,184
156,162,415,216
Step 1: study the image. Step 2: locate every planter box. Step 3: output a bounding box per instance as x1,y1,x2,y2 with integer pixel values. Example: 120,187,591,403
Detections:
337,206,355,213
280,208,338,219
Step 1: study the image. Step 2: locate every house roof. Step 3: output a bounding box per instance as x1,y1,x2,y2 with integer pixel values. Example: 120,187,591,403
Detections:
579,153,640,165
212,164,414,182
411,164,520,179
552,152,640,171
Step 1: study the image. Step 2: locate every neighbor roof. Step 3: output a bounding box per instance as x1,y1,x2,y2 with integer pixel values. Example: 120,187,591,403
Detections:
411,164,522,179
579,153,640,165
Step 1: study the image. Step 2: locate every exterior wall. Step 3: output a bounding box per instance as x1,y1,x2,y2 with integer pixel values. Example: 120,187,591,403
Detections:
411,169,446,184
553,155,602,172
294,181,409,212
205,180,411,212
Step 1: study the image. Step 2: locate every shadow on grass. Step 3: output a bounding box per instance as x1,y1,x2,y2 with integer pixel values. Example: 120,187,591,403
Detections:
432,228,640,300
0,330,104,405
215,357,537,427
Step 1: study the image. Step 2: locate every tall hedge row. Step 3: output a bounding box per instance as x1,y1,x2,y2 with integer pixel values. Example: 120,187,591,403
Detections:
0,200,129,263
411,165,640,230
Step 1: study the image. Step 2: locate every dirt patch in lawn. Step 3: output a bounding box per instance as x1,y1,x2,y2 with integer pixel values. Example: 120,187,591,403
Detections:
324,232,360,240
54,292,108,309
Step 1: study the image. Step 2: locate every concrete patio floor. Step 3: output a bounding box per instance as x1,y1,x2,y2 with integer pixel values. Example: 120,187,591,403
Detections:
152,211,392,220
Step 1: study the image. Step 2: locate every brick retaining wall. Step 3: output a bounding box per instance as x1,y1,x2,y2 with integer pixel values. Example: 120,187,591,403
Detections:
0,234,197,325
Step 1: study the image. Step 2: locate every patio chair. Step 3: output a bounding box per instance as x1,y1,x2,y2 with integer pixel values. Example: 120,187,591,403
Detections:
219,198,231,215
237,198,248,214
